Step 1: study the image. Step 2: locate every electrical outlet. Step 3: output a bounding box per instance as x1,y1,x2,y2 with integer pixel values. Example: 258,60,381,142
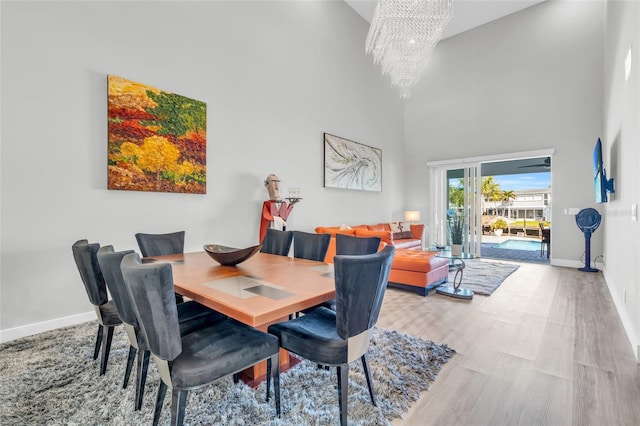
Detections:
625,46,632,82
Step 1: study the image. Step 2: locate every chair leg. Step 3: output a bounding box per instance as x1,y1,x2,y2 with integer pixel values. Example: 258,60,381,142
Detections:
233,373,239,384
135,350,151,411
99,325,115,375
153,381,167,426
172,389,189,426
266,357,272,402
336,365,348,426
123,345,137,389
361,354,376,406
93,325,103,360
273,353,281,417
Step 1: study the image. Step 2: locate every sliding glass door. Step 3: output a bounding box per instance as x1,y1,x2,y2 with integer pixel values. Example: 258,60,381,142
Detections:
427,149,555,259
427,163,482,256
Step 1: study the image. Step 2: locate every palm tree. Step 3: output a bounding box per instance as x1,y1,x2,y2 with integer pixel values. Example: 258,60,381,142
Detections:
449,179,464,209
481,176,500,214
499,190,516,217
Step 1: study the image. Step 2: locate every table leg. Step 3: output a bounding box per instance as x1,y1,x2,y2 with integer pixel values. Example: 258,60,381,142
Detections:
436,258,474,299
238,316,298,388
238,348,299,388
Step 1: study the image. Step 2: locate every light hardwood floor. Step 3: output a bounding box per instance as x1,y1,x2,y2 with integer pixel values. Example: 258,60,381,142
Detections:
377,260,640,426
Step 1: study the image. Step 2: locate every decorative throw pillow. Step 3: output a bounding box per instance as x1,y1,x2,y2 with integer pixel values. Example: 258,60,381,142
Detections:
367,223,387,232
339,224,352,230
389,222,408,234
393,231,414,240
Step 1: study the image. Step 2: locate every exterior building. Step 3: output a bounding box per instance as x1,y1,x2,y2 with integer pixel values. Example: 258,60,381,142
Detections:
485,187,551,221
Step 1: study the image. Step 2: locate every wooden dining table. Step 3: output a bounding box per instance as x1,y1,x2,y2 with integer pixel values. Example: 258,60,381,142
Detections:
147,250,336,383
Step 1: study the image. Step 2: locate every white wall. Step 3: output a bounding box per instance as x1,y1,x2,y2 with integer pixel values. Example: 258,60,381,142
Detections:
4,0,637,359
404,0,604,265
0,1,405,338
403,0,640,360
603,0,640,359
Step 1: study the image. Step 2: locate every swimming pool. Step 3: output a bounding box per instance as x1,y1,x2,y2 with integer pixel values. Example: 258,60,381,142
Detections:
494,239,541,251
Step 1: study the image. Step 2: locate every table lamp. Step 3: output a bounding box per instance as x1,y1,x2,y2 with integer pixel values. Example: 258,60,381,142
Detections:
404,210,421,224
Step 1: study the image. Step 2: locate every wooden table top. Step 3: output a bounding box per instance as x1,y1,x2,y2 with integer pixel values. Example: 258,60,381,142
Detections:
148,251,336,327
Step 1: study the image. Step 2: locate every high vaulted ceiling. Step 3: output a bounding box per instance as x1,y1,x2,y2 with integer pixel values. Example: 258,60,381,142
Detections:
347,0,551,178
345,0,546,40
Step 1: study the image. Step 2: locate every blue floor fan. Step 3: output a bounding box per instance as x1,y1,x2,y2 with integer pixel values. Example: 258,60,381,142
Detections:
575,208,601,272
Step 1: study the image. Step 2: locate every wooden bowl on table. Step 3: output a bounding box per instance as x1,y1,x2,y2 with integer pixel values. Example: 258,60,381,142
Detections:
203,244,262,266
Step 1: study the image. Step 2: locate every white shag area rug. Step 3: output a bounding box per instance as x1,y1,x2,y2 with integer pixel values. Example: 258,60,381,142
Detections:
0,321,455,425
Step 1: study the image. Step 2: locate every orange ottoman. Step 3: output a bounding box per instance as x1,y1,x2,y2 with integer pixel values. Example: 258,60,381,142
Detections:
388,249,449,296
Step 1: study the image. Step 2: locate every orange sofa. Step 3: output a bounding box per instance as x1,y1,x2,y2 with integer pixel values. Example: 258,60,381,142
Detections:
315,222,424,250
315,224,449,296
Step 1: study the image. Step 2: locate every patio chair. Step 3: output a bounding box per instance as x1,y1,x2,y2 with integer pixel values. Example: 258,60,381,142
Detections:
539,223,550,258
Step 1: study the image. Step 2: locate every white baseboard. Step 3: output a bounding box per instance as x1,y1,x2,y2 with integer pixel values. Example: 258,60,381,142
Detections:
544,260,640,361
602,267,640,363
0,311,95,344
550,258,607,271
550,258,584,268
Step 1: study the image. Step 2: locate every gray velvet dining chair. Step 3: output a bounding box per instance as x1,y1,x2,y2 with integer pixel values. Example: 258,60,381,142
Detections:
268,245,395,426
292,231,331,262
97,245,227,411
120,252,281,426
260,229,293,256
291,231,331,318
135,230,186,303
317,233,383,312
71,240,122,376
335,233,381,256
135,231,185,258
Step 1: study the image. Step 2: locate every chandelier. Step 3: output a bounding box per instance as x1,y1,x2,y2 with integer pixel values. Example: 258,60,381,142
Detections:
365,0,453,99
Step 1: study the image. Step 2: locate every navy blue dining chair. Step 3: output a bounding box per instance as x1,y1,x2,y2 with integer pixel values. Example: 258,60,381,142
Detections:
135,230,186,303
71,240,122,376
260,229,293,256
135,231,185,258
121,252,281,426
335,233,381,256
293,231,331,262
268,245,395,426
317,233,383,311
97,245,227,411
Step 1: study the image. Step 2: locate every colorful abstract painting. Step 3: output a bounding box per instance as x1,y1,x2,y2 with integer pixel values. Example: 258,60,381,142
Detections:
107,75,206,193
324,133,382,192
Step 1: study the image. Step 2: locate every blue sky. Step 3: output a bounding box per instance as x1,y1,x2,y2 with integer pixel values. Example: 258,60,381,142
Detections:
492,173,551,191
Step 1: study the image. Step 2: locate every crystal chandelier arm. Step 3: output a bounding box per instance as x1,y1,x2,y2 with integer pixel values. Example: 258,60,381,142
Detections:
365,0,453,99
